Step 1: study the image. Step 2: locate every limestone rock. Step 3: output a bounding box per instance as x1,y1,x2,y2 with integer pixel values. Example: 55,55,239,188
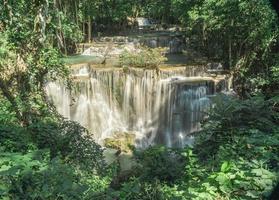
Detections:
103,131,136,153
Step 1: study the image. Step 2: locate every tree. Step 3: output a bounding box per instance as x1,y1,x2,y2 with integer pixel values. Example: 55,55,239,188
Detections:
179,0,278,95
186,0,277,67
0,0,71,125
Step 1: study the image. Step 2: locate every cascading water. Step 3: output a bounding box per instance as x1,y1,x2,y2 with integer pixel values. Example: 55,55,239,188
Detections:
46,64,218,148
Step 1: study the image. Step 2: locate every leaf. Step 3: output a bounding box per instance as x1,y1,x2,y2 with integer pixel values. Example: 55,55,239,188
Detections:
215,173,230,185
221,161,231,173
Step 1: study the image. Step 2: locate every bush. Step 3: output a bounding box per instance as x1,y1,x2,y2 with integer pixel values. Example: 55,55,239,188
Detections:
28,120,106,173
105,178,166,200
0,151,110,200
0,124,34,153
119,47,167,69
0,151,82,199
134,146,185,183
196,94,278,158
189,94,279,199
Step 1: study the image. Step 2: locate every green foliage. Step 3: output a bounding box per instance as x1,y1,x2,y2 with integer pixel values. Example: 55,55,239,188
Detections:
119,47,167,69
186,0,277,64
0,151,81,200
28,120,106,172
0,151,110,200
0,124,33,153
0,33,69,125
0,99,17,124
134,146,186,183
196,94,278,157
192,94,279,199
0,119,106,173
176,0,279,95
0,2,110,199
182,159,278,200
0,1,278,199
105,178,164,200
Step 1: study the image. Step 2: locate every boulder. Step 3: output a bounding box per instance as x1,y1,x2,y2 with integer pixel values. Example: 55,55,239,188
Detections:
103,131,136,153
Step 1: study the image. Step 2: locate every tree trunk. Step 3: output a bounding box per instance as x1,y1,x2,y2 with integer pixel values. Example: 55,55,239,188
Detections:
88,17,92,43
200,22,207,55
229,35,232,69
228,20,234,69
83,22,86,42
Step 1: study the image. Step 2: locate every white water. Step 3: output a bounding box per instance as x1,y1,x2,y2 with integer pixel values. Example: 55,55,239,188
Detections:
46,65,216,148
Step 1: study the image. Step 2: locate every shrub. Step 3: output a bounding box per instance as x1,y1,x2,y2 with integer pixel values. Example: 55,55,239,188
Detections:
28,120,106,173
196,94,278,158
134,146,185,183
0,151,83,199
119,46,167,69
0,150,110,200
105,178,166,200
0,124,34,153
191,94,279,199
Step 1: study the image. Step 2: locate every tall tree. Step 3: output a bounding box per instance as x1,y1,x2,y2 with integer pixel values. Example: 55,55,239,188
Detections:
0,0,71,124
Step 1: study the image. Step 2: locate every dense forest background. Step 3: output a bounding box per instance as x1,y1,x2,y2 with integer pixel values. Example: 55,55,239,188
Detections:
0,0,278,199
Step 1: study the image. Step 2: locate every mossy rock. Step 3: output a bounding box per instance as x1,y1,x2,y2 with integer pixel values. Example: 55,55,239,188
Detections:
104,131,136,153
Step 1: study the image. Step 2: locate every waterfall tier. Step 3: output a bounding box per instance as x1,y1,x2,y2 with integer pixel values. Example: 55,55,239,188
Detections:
46,65,230,148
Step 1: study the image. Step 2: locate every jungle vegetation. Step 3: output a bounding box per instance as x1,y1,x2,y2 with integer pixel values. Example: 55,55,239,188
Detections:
0,0,278,199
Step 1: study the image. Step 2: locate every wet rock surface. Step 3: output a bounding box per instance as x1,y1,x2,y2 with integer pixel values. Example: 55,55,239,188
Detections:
103,131,136,153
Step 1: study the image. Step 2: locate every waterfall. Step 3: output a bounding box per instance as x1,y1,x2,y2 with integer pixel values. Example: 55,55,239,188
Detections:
46,65,218,148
